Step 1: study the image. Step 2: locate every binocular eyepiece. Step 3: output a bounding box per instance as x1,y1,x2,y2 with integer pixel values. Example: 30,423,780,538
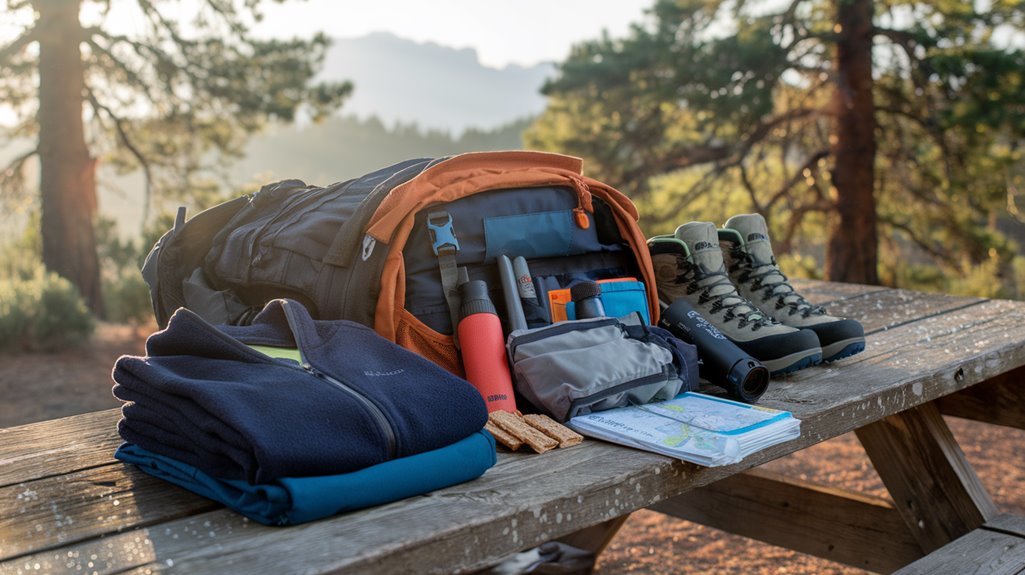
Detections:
659,299,769,403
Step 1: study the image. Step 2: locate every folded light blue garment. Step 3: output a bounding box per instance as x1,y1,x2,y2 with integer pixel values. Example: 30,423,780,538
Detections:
116,430,496,526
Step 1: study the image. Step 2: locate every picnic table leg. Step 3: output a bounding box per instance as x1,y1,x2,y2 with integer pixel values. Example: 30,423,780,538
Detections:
555,514,631,563
934,366,1025,431
855,401,998,553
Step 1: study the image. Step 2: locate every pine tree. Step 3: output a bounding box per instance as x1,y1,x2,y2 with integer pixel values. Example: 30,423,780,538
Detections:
527,0,1025,285
0,0,351,313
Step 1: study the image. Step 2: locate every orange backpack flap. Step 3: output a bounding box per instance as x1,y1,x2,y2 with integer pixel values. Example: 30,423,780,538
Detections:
369,152,659,371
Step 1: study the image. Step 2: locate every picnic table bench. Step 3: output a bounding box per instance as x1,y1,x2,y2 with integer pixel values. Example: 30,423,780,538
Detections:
3,279,1025,574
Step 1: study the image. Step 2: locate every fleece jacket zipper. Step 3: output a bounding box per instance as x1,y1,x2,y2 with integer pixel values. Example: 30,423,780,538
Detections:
280,302,399,459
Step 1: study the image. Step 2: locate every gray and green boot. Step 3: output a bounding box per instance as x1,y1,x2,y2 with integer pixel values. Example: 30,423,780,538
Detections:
719,213,866,362
649,221,822,375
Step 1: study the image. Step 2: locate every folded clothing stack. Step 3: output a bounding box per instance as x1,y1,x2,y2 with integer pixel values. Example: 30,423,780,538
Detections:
112,299,495,525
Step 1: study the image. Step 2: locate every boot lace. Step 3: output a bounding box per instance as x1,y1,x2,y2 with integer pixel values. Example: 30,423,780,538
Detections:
676,258,775,330
729,248,825,319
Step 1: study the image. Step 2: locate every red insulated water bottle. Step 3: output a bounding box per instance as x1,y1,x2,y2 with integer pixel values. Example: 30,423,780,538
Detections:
457,280,517,413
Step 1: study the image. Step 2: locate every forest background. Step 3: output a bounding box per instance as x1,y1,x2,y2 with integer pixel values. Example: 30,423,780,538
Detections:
2,0,1024,342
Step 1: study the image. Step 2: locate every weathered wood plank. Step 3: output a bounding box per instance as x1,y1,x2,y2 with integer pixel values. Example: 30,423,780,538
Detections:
789,279,890,304
936,366,1025,430
647,468,922,573
0,409,122,488
0,463,218,561
856,402,997,553
786,282,984,334
892,519,1025,575
831,291,984,335
0,444,698,575
762,298,1025,420
984,514,1025,539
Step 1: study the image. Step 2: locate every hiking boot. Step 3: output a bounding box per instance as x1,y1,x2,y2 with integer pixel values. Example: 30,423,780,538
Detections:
719,213,866,362
649,221,822,375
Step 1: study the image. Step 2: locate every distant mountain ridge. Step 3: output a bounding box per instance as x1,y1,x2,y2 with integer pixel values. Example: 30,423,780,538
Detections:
1,33,553,239
232,115,532,187
321,32,555,133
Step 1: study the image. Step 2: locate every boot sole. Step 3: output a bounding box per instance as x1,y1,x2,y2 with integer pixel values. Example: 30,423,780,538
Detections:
822,338,866,362
763,348,823,376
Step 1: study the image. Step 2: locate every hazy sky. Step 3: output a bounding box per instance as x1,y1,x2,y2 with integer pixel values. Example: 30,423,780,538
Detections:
250,0,651,68
1,1,651,69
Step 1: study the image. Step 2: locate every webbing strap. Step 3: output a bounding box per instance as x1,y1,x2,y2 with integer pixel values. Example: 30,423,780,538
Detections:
438,248,461,349
427,211,462,349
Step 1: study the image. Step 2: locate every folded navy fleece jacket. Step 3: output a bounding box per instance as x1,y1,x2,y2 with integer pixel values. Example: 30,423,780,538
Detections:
112,299,488,484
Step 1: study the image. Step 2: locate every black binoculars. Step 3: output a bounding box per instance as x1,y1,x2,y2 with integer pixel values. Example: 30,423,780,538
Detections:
659,299,770,403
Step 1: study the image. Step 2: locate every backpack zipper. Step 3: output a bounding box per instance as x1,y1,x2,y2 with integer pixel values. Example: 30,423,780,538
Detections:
566,365,674,419
567,176,593,230
367,171,596,244
508,317,621,357
280,302,399,459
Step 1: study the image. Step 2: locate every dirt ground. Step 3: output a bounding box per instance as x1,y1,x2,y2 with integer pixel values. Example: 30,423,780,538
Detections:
2,324,1023,574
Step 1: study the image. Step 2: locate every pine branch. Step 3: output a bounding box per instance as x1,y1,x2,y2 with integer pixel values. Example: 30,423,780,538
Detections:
84,34,163,106
738,162,766,214
204,0,250,37
873,27,925,63
135,0,209,85
0,146,38,204
0,27,38,71
780,190,833,254
736,107,819,160
879,215,950,262
765,149,831,212
2,146,37,174
137,0,191,47
661,143,733,172
85,86,155,226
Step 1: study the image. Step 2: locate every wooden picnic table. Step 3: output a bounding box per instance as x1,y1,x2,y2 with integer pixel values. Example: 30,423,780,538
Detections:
2,280,1025,574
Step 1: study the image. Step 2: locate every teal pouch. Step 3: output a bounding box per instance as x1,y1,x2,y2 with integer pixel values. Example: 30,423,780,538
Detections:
566,280,651,324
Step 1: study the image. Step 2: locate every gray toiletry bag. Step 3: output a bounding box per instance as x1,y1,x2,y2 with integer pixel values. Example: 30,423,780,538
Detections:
507,314,699,422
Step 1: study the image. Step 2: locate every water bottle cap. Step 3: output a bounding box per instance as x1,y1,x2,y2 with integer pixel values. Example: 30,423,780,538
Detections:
459,280,496,318
570,280,602,302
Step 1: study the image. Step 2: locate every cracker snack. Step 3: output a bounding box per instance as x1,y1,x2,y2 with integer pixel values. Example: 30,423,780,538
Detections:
487,411,583,454
484,420,523,451
523,414,583,448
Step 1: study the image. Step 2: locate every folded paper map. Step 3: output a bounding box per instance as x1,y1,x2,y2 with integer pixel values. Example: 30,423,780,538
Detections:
568,392,801,466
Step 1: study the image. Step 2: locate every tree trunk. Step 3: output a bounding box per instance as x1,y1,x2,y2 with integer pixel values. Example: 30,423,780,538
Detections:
827,0,879,285
34,0,103,314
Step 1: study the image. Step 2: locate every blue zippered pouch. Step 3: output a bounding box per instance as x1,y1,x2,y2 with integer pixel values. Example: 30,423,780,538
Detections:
565,280,650,324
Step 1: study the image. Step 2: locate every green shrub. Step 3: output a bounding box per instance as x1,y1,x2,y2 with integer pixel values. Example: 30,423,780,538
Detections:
0,214,42,282
0,269,95,353
103,272,154,325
